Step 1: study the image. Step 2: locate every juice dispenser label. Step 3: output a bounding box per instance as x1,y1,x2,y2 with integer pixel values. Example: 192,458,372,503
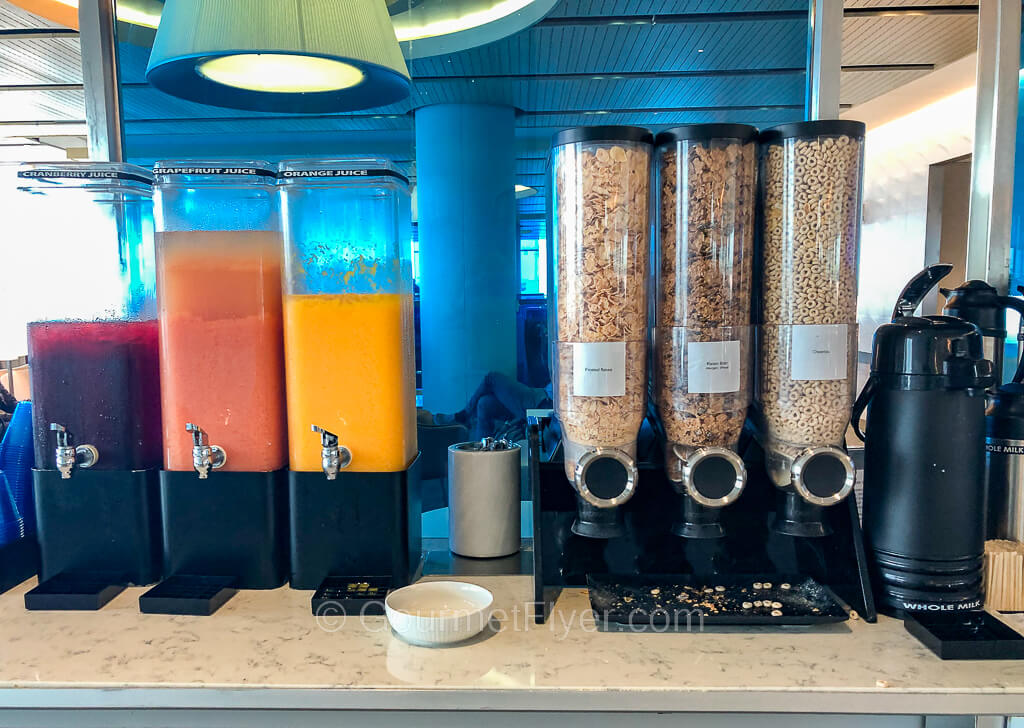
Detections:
573,342,626,397
686,340,741,393
790,324,849,380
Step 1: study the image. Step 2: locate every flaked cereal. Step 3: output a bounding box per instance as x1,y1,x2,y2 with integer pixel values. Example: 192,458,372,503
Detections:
553,138,651,481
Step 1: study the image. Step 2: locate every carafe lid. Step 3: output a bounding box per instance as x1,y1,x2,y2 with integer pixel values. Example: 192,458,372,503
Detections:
871,315,994,388
989,383,1024,419
941,280,1007,337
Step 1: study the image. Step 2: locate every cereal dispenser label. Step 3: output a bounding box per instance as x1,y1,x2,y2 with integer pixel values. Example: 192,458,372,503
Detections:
790,324,849,381
686,341,741,394
573,342,626,397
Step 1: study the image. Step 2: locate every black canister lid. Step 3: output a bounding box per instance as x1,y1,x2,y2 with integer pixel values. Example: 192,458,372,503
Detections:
655,123,758,146
941,280,1008,336
871,315,994,388
552,125,654,147
759,120,866,144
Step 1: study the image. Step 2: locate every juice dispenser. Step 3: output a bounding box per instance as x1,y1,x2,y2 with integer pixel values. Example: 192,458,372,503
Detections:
278,159,420,592
18,162,163,606
150,161,288,603
757,121,864,536
549,126,652,538
653,124,757,538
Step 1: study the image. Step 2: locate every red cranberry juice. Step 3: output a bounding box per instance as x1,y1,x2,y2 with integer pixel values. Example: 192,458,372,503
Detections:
28,320,163,471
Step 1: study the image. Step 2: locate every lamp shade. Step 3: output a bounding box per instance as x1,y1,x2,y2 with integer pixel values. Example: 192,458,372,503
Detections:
146,0,411,112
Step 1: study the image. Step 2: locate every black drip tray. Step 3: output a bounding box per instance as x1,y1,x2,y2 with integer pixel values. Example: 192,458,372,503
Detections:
25,572,127,611
587,574,849,627
139,575,237,616
311,575,391,616
905,611,1024,659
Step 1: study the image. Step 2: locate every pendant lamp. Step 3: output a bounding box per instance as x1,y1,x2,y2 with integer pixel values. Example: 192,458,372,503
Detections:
146,0,411,113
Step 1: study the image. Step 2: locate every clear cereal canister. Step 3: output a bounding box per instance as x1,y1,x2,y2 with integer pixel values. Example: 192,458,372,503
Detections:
757,120,865,508
654,124,757,509
549,126,652,519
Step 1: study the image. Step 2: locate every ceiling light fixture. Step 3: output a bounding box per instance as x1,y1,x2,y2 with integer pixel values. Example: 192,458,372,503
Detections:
146,0,410,112
516,184,538,199
393,0,533,41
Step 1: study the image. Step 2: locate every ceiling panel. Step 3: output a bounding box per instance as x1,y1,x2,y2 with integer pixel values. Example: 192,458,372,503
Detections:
550,0,806,14
0,37,80,84
843,15,977,67
0,87,82,121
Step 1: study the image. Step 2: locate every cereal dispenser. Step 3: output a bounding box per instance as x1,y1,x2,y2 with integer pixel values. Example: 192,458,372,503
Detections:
149,162,288,608
278,159,420,592
757,121,864,535
550,126,652,538
18,162,163,607
654,124,757,538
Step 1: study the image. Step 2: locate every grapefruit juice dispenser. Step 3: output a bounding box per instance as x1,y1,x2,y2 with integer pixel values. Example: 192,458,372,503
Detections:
18,162,164,591
151,161,288,592
279,159,420,590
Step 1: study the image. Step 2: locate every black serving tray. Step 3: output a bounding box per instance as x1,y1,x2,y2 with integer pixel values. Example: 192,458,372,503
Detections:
587,574,849,627
24,571,126,611
311,575,391,617
139,574,237,616
904,611,1024,660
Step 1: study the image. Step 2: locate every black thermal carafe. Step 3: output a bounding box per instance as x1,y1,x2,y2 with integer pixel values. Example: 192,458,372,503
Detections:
854,265,994,616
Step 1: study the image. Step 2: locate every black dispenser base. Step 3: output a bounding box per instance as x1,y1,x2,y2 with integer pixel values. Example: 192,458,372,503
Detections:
288,455,421,590
33,468,162,585
139,574,237,616
159,469,287,591
529,420,876,626
25,571,125,611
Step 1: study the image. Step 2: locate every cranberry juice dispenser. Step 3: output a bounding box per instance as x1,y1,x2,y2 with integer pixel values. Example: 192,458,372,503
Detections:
19,162,163,601
653,125,757,538
550,127,652,539
152,162,287,598
757,121,864,536
279,159,420,591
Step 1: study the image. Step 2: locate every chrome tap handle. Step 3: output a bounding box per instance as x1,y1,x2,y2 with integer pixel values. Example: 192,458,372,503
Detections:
50,423,97,479
311,425,351,480
185,423,226,479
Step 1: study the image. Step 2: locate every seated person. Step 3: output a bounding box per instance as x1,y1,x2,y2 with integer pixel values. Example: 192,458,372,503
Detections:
0,380,15,442
437,371,552,440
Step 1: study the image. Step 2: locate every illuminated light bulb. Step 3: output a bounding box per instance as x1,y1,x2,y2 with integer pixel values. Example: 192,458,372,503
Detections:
196,54,365,93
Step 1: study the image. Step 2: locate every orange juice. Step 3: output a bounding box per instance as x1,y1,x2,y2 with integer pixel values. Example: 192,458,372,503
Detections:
284,292,417,472
158,230,288,472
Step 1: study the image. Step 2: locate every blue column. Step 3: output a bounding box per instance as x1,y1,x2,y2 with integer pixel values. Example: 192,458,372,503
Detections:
415,104,519,413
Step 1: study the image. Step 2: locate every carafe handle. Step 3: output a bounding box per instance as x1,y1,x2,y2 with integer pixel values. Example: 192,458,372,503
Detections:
850,376,877,442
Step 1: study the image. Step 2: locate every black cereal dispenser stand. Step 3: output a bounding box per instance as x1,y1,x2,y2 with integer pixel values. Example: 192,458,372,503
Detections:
854,264,993,616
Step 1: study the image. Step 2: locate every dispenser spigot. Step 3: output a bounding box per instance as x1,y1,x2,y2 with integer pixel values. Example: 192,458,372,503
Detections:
185,423,226,479
311,424,351,480
49,423,98,479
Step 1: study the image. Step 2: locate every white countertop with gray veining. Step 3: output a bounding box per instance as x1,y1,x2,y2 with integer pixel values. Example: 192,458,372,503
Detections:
0,574,1022,714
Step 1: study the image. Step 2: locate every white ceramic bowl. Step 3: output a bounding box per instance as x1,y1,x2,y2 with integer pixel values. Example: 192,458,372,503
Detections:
385,581,494,647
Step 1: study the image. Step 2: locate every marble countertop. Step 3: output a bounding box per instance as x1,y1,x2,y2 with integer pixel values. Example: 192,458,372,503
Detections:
1,574,1023,714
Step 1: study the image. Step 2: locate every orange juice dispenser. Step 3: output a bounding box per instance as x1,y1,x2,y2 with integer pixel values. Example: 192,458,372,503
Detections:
278,159,420,594
147,162,288,612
